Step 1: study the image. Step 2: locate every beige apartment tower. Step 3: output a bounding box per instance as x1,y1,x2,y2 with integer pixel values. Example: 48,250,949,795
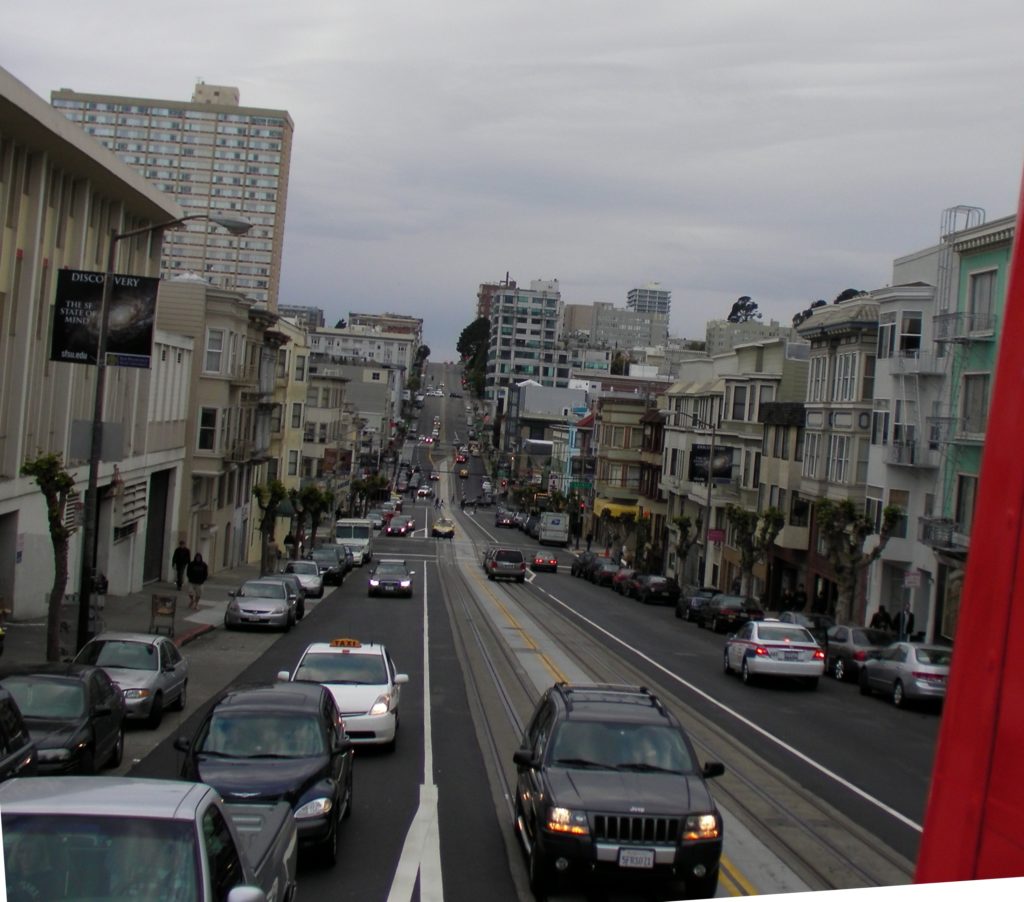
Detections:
52,81,293,309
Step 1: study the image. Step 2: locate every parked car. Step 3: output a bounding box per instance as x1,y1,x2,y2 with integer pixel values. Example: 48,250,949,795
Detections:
0,664,126,774
73,631,188,728
513,511,530,530
699,595,765,633
279,638,409,749
224,579,296,631
531,552,559,573
616,570,647,599
858,642,952,708
590,559,621,587
285,559,325,599
0,777,298,901
723,620,826,688
524,515,541,539
778,611,835,647
570,551,599,577
825,624,895,681
175,682,354,865
367,559,416,598
512,683,725,898
486,548,527,582
677,588,719,622
495,509,516,528
610,567,637,593
259,572,307,621
0,686,37,781
366,509,386,530
309,545,346,586
635,575,682,607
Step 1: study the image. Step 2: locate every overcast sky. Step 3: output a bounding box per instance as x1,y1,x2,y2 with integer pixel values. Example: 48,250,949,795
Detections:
5,1,1024,360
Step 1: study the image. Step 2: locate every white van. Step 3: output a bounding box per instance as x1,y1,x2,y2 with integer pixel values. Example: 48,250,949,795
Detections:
334,518,374,565
537,512,570,547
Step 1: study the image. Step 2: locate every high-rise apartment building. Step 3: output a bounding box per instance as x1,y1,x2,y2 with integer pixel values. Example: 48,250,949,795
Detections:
485,279,562,404
627,282,671,316
52,81,293,308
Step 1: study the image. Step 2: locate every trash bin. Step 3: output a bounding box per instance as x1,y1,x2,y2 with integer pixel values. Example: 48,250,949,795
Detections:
150,594,176,637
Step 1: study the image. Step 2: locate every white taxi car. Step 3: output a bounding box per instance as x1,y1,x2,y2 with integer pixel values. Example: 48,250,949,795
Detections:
723,619,825,689
278,639,409,749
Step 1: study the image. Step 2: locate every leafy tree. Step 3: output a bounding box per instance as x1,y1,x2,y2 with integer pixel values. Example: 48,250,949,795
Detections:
299,485,335,550
833,288,865,304
253,480,288,575
792,298,828,328
814,498,903,622
610,351,630,375
415,344,431,363
21,454,76,661
724,504,784,597
457,317,490,398
727,295,762,323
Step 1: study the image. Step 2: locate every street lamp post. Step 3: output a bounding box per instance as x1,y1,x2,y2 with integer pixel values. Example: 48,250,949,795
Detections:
76,213,251,651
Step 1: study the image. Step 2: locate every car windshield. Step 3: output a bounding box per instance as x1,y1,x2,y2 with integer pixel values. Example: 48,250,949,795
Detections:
201,712,325,757
241,582,285,598
374,563,409,577
2,677,85,719
3,814,199,902
915,647,952,666
335,524,371,540
287,561,319,576
758,626,815,643
77,639,158,672
854,628,894,646
295,652,388,685
550,722,693,773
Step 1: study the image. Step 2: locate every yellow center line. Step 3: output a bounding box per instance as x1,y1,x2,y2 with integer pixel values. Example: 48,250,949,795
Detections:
718,852,757,896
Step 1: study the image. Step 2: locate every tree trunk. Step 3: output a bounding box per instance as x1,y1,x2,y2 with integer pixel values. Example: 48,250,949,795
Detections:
46,536,69,662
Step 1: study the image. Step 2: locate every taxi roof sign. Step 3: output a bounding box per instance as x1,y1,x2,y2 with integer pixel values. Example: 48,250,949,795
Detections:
330,638,362,648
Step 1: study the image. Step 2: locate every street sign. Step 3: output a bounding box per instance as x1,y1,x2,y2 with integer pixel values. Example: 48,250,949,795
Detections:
570,481,592,490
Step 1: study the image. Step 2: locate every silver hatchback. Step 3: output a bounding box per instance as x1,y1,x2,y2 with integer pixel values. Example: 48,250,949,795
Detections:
73,632,188,728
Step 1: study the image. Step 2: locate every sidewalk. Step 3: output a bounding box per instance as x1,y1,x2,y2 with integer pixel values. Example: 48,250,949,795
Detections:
1,561,264,665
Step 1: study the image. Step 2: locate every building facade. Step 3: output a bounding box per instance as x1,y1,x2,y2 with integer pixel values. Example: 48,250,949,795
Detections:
627,282,671,316
52,81,294,308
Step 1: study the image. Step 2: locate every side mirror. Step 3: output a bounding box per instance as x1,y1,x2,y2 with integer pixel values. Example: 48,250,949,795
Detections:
513,748,538,769
703,761,725,779
394,674,410,685
173,736,191,753
276,670,291,682
228,590,238,599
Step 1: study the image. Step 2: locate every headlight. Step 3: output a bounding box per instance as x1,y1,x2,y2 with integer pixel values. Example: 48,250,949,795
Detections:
123,688,152,700
545,806,589,836
294,797,334,819
272,605,286,615
400,580,411,588
369,694,392,716
38,748,73,762
682,813,720,840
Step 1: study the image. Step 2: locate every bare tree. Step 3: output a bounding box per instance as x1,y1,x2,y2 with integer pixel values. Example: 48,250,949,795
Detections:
724,504,784,597
253,480,288,576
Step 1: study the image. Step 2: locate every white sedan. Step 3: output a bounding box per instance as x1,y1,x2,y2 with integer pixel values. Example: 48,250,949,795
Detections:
278,639,409,748
723,620,825,689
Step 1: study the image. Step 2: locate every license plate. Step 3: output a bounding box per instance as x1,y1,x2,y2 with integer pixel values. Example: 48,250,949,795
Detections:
618,848,654,869
384,586,395,592
784,651,799,661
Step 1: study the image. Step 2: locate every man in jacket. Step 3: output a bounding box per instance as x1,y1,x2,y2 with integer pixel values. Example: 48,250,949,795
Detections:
172,540,191,590
185,553,209,610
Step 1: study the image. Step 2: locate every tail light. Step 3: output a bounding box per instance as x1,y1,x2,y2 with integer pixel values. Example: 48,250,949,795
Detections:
912,671,946,682
754,646,769,656
853,650,867,661
813,649,825,661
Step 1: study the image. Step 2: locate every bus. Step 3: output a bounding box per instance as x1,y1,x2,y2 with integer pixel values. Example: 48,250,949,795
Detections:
334,518,374,566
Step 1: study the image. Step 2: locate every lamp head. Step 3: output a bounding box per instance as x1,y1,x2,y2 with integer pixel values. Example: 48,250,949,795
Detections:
209,215,253,236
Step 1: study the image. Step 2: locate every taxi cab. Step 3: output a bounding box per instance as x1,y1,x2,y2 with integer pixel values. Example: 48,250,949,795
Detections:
279,639,409,749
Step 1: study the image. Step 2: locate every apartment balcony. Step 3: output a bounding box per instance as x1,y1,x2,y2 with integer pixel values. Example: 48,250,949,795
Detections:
884,440,940,468
926,416,986,445
225,440,252,462
933,311,997,343
228,363,259,387
889,351,945,376
919,517,969,551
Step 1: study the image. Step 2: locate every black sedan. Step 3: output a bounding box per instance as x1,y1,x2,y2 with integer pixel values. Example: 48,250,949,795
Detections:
0,663,126,774
175,682,354,866
635,575,682,606
676,587,719,622
590,559,621,586
308,545,346,585
699,594,765,633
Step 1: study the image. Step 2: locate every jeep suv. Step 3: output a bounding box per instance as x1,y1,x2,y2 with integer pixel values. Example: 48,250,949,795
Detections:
512,683,724,898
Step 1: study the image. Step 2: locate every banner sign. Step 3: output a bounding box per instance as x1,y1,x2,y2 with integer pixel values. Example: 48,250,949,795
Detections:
51,269,159,368
688,444,735,482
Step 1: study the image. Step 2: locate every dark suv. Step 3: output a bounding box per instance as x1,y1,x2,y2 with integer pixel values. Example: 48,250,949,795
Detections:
512,683,725,898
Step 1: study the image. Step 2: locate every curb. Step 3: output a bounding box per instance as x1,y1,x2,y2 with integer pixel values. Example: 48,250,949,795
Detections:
174,622,216,649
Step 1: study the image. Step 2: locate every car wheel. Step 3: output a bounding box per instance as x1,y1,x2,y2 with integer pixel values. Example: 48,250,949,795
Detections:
832,658,846,682
674,604,682,619
298,602,305,621
723,649,733,674
712,617,721,633
173,681,188,712
696,615,704,629
385,714,399,753
341,769,354,820
741,659,754,686
107,726,125,768
687,870,720,899
859,668,871,696
528,838,552,897
79,744,97,775
147,693,164,729
892,680,906,708
319,809,339,868
805,677,819,690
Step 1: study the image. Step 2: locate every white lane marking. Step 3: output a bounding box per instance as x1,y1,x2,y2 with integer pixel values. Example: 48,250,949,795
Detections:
387,568,445,902
537,586,923,834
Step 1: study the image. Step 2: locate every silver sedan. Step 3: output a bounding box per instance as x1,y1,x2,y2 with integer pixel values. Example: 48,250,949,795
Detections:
858,642,952,708
284,559,325,598
73,632,188,728
224,579,295,631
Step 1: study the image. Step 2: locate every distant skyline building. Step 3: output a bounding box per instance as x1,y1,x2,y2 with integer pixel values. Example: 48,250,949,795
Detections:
705,319,802,356
627,282,671,316
52,81,294,309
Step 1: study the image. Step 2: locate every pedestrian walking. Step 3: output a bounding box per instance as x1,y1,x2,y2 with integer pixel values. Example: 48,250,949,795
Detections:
172,539,191,590
870,605,893,631
780,588,793,612
793,583,808,612
894,602,915,641
585,532,593,552
185,553,209,611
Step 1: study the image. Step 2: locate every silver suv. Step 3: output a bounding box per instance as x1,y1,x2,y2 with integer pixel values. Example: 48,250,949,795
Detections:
485,548,526,583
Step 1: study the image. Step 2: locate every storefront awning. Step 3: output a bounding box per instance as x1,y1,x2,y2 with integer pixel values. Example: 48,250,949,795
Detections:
593,498,640,519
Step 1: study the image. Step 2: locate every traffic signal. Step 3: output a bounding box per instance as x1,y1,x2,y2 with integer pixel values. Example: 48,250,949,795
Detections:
579,502,586,512
501,479,508,488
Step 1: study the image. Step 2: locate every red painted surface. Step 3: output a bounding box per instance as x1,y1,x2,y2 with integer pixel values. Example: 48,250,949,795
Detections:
915,174,1024,881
